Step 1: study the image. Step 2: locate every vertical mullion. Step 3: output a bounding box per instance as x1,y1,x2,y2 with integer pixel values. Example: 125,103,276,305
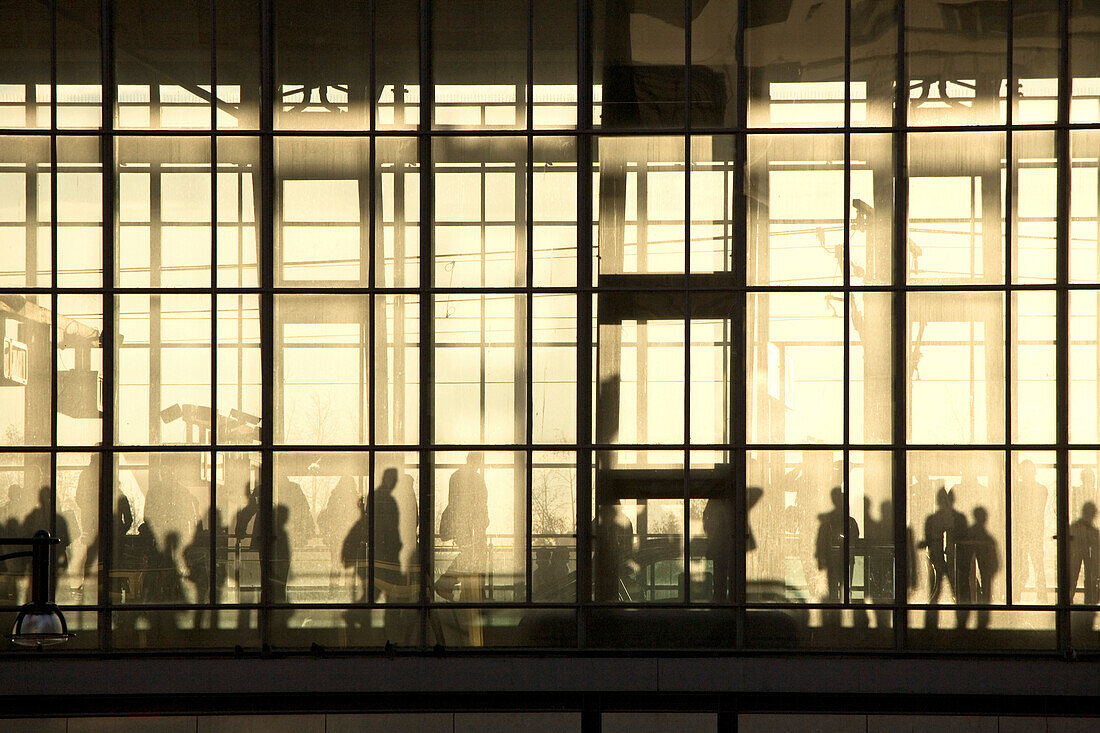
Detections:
683,0,692,606
1055,0,1072,652
209,0,219,613
842,0,852,608
1004,0,1015,608
892,0,909,651
98,0,116,652
575,0,593,649
367,0,378,607
525,0,534,604
258,0,275,649
49,0,59,542
418,0,434,647
731,0,748,649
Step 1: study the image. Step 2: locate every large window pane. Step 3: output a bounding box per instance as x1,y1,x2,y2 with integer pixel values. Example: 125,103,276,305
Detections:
748,292,844,444
907,292,1005,445
274,0,369,130
275,138,371,286
116,294,212,446
747,135,845,287
116,137,212,288
114,0,212,129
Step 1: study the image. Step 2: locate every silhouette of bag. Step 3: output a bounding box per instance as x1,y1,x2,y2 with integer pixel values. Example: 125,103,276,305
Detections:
438,504,455,542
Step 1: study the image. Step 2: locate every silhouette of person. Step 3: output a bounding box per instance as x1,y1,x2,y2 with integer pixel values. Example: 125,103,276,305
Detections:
703,483,763,603
342,495,369,602
76,455,99,590
184,507,228,629
922,486,969,629
278,475,318,547
393,471,419,581
815,486,862,628
270,504,291,605
24,485,71,599
144,460,200,551
374,468,405,596
963,506,999,630
1072,468,1097,523
434,452,489,601
233,482,260,552
318,475,359,587
1013,459,1049,602
596,499,637,601
1070,501,1100,606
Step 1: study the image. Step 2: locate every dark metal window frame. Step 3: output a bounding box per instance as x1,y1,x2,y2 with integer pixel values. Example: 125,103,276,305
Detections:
0,0,1098,654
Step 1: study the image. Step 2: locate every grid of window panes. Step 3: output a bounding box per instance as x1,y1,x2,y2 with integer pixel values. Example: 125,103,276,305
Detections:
3,0,1100,652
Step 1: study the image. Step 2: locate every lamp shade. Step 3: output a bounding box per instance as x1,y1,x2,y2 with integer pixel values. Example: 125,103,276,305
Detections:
10,603,72,648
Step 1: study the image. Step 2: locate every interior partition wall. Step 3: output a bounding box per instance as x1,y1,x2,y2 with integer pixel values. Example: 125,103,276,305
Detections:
1,0,1100,653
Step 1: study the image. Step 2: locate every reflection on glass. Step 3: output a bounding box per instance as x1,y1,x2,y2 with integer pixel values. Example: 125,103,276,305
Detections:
56,1,103,130
116,137,212,288
113,452,211,610
748,292,843,444
1070,0,1100,123
1014,0,1059,124
908,451,1005,631
275,0,369,130
216,0,261,130
1069,451,1100,641
594,450,685,603
434,137,526,287
745,0,845,127
533,295,577,444
56,453,99,606
216,137,260,287
534,0,578,128
0,136,50,287
57,137,103,287
747,135,845,286
116,294,213,446
1013,132,1056,284
533,138,578,286
596,301,684,445
376,138,420,287
850,134,894,285
216,295,261,445
908,133,1005,285
850,292,893,444
0,294,52,446
1012,291,1055,444
907,292,1005,445
275,138,370,286
0,453,52,605
375,295,420,446
435,295,524,444
57,294,103,446
1070,290,1100,444
690,135,734,274
1011,452,1056,606
432,451,525,643
1070,131,1100,284
532,451,577,602
597,136,685,275
906,0,1007,126
594,0,688,128
690,0,737,127
434,0,526,129
0,0,50,129
275,295,372,445
114,0,212,130
850,0,897,126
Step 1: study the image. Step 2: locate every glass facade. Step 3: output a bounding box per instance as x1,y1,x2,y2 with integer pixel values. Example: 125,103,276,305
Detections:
0,0,1099,653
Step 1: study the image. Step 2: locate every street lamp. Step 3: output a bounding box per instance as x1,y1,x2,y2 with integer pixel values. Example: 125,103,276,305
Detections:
1,530,72,648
